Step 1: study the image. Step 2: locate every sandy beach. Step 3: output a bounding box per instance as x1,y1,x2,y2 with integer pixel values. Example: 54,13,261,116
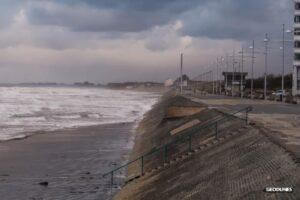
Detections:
0,122,135,200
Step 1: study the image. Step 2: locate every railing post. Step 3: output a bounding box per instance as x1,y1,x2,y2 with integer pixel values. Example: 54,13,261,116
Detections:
164,146,168,163
245,109,248,125
189,135,192,152
111,171,114,188
141,156,144,176
215,121,218,139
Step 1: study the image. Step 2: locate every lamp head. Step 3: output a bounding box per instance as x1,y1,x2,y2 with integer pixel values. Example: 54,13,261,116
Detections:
286,29,292,33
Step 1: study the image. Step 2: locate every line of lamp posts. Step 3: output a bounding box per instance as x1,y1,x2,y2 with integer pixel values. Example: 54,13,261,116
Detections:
189,24,294,101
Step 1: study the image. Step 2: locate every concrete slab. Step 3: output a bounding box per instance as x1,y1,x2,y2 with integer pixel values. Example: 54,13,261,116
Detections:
170,119,201,136
166,106,205,118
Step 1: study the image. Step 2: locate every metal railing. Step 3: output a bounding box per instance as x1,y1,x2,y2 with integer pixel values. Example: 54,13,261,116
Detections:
103,106,252,188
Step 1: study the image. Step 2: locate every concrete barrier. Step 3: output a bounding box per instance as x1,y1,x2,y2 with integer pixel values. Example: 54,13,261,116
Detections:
166,107,206,119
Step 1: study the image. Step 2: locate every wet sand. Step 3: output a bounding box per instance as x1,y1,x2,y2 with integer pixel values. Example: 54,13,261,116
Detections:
0,122,135,200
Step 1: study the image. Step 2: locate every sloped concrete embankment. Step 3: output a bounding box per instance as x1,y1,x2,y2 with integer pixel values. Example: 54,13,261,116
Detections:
114,93,300,200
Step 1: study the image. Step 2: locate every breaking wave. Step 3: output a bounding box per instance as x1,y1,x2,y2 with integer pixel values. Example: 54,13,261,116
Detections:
0,87,160,141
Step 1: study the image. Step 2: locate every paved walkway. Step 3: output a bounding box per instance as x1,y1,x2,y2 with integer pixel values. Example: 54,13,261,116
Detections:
188,94,300,161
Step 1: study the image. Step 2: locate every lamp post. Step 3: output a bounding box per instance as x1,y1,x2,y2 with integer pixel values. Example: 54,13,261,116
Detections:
284,28,296,96
212,69,215,94
282,24,285,100
220,57,225,94
279,26,294,100
249,41,255,99
180,53,183,94
216,58,219,94
264,34,269,100
238,47,245,99
238,62,241,97
232,49,236,97
226,54,229,95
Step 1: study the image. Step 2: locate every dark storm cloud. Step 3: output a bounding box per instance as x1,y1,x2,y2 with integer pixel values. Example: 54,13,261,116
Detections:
58,0,200,12
25,0,292,41
180,0,293,40
26,0,201,33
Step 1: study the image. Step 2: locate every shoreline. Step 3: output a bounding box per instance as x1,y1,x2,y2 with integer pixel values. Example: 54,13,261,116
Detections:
0,122,137,200
0,121,138,144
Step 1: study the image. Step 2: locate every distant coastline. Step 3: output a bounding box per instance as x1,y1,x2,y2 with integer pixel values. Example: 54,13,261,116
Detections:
0,81,164,88
0,81,170,94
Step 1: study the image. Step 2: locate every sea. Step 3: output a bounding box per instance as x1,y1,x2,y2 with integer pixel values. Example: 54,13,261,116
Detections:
0,86,160,141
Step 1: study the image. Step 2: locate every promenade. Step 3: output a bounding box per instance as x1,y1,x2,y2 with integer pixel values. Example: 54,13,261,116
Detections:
115,93,300,200
188,94,300,162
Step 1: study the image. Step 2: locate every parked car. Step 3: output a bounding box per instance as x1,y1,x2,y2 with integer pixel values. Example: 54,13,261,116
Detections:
272,90,286,97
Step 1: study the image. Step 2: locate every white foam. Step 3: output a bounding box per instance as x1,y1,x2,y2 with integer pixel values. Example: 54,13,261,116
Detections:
0,87,160,141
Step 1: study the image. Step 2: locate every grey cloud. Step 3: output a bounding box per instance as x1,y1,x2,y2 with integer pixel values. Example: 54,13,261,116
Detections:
0,0,295,84
1,0,294,51
0,0,25,29
26,1,201,33
56,0,201,13
180,0,293,40
27,5,159,32
144,22,182,51
25,0,294,42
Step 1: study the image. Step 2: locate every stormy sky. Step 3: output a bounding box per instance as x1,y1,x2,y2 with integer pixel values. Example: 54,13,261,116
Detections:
0,0,294,83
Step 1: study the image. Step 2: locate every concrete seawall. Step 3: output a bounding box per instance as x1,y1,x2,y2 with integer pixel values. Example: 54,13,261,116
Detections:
114,93,300,200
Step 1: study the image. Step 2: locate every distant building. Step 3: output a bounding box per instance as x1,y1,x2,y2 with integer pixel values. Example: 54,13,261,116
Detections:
222,72,248,92
174,74,189,88
74,81,95,87
106,82,163,89
294,0,300,96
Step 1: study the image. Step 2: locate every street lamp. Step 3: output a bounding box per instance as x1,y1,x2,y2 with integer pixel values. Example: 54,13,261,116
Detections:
210,63,216,94
180,53,183,94
238,47,245,99
249,41,255,99
218,57,225,94
232,49,236,97
282,24,286,101
279,25,294,101
263,34,269,100
225,54,229,95
216,58,219,94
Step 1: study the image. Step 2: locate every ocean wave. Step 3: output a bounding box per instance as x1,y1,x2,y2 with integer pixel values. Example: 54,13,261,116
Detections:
0,87,160,141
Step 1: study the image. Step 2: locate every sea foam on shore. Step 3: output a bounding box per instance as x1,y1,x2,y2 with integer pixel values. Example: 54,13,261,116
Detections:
0,86,160,141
